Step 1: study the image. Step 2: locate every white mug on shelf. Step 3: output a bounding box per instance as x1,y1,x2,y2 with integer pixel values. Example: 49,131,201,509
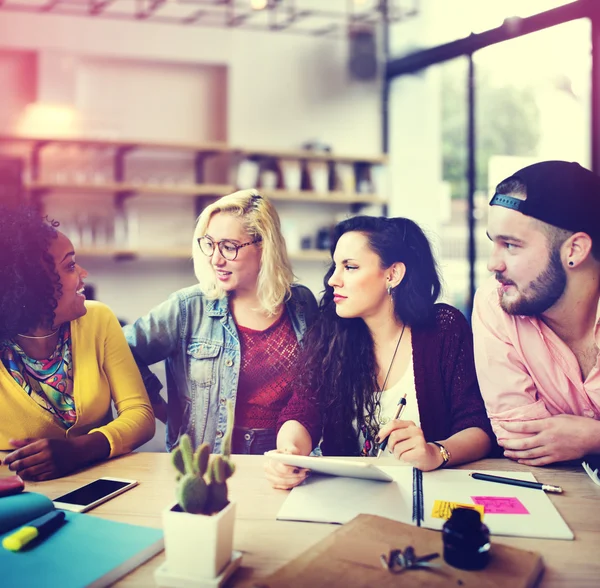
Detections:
335,163,356,194
236,159,260,189
261,170,278,190
307,161,329,194
280,159,302,192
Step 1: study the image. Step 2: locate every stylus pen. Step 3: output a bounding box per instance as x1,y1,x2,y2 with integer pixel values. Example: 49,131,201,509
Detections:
376,394,407,458
470,472,563,494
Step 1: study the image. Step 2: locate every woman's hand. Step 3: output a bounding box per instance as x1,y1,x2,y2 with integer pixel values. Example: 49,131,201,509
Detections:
377,420,443,471
2,433,110,481
264,448,310,490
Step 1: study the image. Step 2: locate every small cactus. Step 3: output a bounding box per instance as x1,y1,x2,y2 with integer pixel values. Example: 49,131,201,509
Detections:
171,399,236,515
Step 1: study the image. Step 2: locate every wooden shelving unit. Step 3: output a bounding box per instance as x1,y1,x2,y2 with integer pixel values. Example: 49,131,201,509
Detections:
24,181,233,198
1,134,387,264
0,134,387,165
1,134,387,204
24,181,386,205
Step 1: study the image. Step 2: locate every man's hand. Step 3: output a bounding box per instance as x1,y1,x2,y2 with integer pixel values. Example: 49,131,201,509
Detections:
500,415,600,466
1,433,110,481
377,420,443,471
264,448,309,490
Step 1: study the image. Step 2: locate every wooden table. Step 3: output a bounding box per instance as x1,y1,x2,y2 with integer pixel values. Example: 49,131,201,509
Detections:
1,454,599,587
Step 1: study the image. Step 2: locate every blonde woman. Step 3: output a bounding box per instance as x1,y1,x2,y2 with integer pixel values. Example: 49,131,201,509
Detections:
124,190,318,454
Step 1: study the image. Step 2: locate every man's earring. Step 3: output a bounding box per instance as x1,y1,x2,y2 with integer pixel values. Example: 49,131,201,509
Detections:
568,261,574,267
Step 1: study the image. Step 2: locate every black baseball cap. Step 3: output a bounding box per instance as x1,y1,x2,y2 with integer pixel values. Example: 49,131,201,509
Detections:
490,161,600,239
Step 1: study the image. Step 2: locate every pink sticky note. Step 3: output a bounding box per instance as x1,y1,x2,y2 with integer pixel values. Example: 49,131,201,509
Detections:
471,496,530,515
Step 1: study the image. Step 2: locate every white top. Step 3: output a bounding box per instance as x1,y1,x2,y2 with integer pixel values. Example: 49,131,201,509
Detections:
357,354,419,458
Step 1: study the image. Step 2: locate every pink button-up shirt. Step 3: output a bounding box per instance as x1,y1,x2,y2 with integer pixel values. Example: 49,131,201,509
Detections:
472,276,600,440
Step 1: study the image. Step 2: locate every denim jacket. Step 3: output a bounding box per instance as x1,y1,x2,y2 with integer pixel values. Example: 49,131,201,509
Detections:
124,284,318,452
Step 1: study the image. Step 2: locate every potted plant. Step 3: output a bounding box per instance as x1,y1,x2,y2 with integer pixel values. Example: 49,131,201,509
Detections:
161,400,237,581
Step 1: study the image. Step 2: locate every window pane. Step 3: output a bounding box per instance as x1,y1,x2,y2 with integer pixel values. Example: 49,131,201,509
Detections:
388,58,471,315
474,18,591,289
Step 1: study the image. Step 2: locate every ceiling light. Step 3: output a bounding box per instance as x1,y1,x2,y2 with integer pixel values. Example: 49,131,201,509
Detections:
250,0,269,10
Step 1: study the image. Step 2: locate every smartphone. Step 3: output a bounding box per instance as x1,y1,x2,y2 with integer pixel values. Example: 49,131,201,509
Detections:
52,477,138,513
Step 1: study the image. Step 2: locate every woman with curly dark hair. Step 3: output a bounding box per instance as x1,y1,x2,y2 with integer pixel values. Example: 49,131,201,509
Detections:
0,204,154,480
265,216,495,489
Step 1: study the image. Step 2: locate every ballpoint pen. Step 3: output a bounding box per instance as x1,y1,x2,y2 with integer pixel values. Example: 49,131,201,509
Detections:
2,510,67,551
376,394,407,458
470,472,563,494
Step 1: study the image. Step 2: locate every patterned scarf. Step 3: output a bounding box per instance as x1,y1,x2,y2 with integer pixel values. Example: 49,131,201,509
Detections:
0,324,76,429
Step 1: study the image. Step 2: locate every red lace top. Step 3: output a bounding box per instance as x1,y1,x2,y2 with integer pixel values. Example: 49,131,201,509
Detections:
235,311,299,429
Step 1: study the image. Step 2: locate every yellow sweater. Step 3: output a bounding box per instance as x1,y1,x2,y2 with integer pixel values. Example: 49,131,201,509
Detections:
0,301,155,457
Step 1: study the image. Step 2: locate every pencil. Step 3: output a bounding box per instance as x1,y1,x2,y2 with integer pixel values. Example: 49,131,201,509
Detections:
376,394,407,458
470,472,563,493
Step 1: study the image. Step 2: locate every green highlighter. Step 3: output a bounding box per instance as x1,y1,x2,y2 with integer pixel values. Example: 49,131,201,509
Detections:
2,511,66,551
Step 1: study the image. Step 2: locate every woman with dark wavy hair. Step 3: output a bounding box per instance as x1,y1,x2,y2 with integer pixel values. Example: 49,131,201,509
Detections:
265,216,495,489
0,204,154,480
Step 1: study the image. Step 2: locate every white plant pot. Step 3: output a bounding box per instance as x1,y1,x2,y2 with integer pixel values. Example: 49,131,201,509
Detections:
162,501,236,580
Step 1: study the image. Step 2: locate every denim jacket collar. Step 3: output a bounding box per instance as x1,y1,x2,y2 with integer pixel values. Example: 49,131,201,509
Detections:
205,289,309,323
206,296,228,317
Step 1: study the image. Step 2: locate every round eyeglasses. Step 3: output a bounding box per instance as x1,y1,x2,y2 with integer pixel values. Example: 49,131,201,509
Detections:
197,235,262,261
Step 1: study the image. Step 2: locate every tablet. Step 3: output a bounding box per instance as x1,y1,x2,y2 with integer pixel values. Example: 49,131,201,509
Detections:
266,452,393,482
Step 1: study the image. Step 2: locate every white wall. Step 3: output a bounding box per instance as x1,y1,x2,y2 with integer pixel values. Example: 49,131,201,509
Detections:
0,10,383,449
0,51,36,129
77,56,228,142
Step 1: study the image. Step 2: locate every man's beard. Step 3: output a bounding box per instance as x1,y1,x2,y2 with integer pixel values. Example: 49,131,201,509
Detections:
498,248,567,316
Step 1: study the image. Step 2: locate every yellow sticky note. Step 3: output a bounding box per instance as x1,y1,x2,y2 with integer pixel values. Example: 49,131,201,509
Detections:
431,500,485,520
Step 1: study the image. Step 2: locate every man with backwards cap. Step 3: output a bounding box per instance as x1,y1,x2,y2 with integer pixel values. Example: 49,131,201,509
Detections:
472,160,600,466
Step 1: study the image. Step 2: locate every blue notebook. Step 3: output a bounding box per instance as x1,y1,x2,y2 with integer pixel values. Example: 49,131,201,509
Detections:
0,492,164,588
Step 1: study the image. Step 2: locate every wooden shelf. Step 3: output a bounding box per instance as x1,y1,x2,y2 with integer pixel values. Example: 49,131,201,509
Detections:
77,247,192,260
289,249,331,262
25,181,233,197
233,146,387,165
76,247,330,262
25,181,385,205
264,188,385,205
0,135,231,155
0,134,387,165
